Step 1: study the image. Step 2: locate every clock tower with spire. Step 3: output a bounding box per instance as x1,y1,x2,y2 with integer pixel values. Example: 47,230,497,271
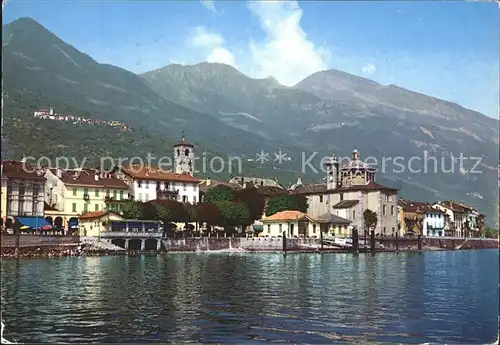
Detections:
173,132,195,176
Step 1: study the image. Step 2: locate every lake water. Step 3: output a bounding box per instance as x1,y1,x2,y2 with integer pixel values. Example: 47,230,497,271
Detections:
1,250,498,344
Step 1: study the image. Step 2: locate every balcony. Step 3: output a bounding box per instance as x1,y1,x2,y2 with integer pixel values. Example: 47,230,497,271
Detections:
156,188,179,200
83,194,90,201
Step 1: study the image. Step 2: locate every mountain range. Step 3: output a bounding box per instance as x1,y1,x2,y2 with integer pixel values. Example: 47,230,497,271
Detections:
2,17,499,225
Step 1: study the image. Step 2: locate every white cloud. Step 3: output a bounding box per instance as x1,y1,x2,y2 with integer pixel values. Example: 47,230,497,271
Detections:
361,63,376,74
200,0,219,13
188,26,237,67
246,1,329,86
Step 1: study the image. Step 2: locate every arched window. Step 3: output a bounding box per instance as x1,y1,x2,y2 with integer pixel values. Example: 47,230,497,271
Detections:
176,149,180,156
184,148,190,156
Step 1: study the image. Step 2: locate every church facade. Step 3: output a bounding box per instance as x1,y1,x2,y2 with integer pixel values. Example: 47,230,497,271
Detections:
290,149,399,237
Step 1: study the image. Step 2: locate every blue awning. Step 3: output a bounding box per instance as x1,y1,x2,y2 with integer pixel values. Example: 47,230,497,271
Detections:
15,217,51,229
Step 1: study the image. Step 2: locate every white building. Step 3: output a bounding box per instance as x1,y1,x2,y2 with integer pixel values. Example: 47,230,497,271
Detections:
114,136,200,203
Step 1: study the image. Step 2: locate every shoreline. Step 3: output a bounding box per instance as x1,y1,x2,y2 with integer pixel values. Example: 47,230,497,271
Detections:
1,244,496,260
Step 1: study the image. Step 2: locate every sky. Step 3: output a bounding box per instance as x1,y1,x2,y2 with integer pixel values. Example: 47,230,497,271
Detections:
3,0,500,118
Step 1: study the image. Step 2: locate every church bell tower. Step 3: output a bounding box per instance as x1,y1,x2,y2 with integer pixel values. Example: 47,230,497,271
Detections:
173,132,195,176
324,152,339,190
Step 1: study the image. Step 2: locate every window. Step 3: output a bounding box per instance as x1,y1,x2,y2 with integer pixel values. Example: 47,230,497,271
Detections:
137,180,142,188
84,204,88,213
383,205,386,215
353,211,356,219
313,224,316,233
182,195,187,203
279,224,282,233
73,188,77,196
138,193,142,201
340,193,344,201
95,188,99,197
72,203,77,212
392,227,395,233
84,188,89,195
183,183,187,191
319,195,323,203
113,190,117,199
33,186,39,197
95,204,99,211
267,224,271,234
193,196,197,203
383,227,386,234
120,190,124,200
106,190,110,197
391,206,394,216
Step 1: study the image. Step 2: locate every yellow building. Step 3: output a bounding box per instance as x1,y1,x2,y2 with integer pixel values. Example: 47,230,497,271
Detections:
260,210,351,238
43,168,130,233
79,210,124,237
1,175,7,227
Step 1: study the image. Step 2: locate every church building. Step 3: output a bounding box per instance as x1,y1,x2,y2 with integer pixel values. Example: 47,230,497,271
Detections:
290,149,399,236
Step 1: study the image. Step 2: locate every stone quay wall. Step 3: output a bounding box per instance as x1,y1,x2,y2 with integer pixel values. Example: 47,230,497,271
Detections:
162,237,323,252
1,234,80,248
162,236,499,252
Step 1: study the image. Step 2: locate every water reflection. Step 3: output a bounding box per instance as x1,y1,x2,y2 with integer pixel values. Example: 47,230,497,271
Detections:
1,250,498,344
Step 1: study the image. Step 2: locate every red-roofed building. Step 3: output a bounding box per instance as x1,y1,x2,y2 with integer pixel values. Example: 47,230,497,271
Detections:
289,148,399,237
111,135,200,204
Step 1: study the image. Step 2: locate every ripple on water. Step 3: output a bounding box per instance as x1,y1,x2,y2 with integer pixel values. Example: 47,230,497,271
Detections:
1,250,499,344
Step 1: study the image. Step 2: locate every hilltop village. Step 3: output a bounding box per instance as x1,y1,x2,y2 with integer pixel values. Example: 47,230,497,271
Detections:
33,107,132,132
0,135,489,241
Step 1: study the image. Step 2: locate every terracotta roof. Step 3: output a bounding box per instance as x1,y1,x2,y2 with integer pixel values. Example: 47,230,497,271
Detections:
52,168,129,189
434,201,468,213
332,200,359,209
400,199,446,214
79,210,119,220
120,164,200,183
316,213,351,224
292,181,398,195
256,185,289,197
173,136,194,147
2,160,45,181
199,180,242,193
264,210,310,222
291,183,328,195
338,181,398,192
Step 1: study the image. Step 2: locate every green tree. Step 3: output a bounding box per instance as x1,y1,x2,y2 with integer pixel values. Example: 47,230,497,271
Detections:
235,186,266,222
363,209,378,239
203,186,234,204
121,201,144,219
265,195,308,216
196,202,223,232
484,227,499,238
214,201,250,234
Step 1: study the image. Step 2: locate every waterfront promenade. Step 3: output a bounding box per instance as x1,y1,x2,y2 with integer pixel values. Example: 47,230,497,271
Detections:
1,234,498,258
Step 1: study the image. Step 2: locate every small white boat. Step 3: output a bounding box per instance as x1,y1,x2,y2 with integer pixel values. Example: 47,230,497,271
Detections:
1,320,17,344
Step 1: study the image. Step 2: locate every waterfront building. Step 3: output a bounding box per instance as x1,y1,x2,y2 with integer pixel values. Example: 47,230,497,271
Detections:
432,201,472,237
398,199,446,237
260,210,351,238
2,160,45,231
43,168,130,232
113,135,200,204
290,149,398,236
0,174,7,228
79,210,124,237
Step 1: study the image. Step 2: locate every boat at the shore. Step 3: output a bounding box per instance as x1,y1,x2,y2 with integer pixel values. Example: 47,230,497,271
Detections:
1,320,18,344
